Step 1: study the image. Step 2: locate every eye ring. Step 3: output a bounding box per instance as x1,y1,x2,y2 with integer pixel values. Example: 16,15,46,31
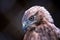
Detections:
29,16,34,21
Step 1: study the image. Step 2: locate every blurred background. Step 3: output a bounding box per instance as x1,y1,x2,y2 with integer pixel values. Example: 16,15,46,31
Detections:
0,0,60,40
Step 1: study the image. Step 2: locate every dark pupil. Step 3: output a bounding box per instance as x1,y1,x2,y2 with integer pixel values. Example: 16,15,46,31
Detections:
29,16,34,21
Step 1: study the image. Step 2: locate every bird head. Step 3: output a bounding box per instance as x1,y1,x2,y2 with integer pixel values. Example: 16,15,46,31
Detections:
22,6,54,32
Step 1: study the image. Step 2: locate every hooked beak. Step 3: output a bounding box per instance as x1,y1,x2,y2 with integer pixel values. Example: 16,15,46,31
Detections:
22,21,37,32
22,22,28,32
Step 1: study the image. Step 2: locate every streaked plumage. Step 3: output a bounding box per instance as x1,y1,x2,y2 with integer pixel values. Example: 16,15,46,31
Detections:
22,6,60,40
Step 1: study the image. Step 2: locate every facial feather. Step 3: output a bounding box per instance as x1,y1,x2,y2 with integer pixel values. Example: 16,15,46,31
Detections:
22,6,60,35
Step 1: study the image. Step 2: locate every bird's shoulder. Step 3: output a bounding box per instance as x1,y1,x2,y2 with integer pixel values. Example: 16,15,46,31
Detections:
23,24,58,40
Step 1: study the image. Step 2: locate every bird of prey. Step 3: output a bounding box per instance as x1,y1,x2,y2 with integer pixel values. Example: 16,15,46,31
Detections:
22,6,60,40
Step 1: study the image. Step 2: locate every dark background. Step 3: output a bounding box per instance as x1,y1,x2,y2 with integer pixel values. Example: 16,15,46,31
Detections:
0,0,60,40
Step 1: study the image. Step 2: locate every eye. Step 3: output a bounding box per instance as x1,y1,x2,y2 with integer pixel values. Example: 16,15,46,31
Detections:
29,16,34,21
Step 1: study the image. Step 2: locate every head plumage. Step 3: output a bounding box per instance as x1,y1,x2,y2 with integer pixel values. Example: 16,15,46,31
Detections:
22,6,54,23
22,5,54,31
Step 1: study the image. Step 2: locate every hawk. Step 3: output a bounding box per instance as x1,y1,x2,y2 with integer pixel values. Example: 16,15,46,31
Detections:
22,6,60,40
